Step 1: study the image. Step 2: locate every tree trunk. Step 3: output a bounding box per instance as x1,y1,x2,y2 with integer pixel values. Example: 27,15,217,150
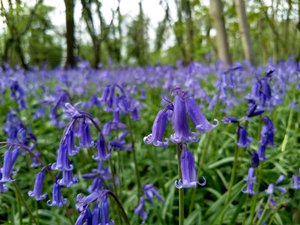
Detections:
209,0,231,65
64,0,76,68
235,0,255,64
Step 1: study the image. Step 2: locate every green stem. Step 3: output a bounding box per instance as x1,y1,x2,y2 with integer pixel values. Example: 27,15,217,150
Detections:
14,182,22,225
249,165,262,224
242,194,249,225
13,182,39,225
108,191,131,225
126,114,142,197
177,144,184,225
219,145,240,225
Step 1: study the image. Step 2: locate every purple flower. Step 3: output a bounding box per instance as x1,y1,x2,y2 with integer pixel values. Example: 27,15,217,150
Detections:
66,129,79,156
58,170,78,187
28,171,47,201
79,120,93,148
222,116,239,124
185,95,218,133
0,149,19,183
251,152,259,168
175,146,206,189
30,151,41,168
265,175,286,195
143,184,164,205
101,194,114,225
260,116,274,147
292,175,300,189
170,93,199,143
75,207,92,225
47,181,67,208
0,171,8,192
237,126,252,147
134,196,148,222
246,99,264,118
258,145,267,161
76,192,102,212
51,143,73,171
242,167,256,195
143,109,169,147
92,134,110,161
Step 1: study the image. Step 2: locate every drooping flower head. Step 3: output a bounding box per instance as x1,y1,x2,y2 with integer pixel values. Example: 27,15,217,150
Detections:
144,109,169,147
170,89,199,143
28,171,47,201
47,180,67,208
237,126,252,147
185,95,218,134
242,167,256,195
175,145,206,189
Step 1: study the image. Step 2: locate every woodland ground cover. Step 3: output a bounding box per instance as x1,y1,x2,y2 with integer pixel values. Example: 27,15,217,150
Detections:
0,58,300,225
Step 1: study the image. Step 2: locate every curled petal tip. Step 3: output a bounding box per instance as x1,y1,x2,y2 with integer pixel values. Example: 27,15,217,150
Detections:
198,176,206,186
175,179,183,189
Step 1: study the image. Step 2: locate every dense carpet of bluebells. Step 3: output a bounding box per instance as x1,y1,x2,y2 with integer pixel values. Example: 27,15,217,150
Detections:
0,58,300,225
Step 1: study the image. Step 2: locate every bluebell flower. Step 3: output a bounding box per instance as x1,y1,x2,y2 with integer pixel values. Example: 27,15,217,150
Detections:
143,184,164,205
251,151,259,168
134,196,148,222
170,93,199,143
66,129,79,156
101,194,114,225
87,177,103,193
237,126,252,147
64,102,82,119
0,171,8,192
0,149,18,183
265,175,286,195
185,95,218,133
30,151,41,168
28,171,47,201
91,203,101,225
51,143,73,171
76,192,102,211
222,116,239,124
258,145,267,161
260,116,274,147
175,146,206,189
47,181,67,208
292,175,300,189
265,175,286,207
75,206,92,225
130,107,140,121
246,99,264,118
93,134,110,161
144,109,169,147
79,120,94,148
58,170,78,187
242,167,256,195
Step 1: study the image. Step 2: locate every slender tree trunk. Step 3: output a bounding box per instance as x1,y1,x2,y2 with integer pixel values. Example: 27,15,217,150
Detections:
296,0,300,61
235,0,255,64
64,0,76,68
209,0,231,65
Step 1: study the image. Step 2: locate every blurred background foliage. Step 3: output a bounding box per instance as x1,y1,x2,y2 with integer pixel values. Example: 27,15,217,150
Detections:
0,0,299,69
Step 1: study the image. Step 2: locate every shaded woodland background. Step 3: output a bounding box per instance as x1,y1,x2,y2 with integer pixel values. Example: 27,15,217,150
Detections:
0,0,300,69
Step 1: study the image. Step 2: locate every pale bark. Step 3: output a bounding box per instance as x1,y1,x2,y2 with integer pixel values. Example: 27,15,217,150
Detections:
209,0,231,65
235,0,255,64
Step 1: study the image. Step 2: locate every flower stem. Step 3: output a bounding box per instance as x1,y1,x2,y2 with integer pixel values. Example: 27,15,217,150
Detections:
126,114,142,197
108,191,131,225
177,144,184,225
13,181,39,225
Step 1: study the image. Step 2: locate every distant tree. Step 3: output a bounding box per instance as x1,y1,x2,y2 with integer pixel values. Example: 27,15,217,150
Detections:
0,0,43,69
235,0,255,64
209,0,231,65
126,1,149,66
64,0,76,68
